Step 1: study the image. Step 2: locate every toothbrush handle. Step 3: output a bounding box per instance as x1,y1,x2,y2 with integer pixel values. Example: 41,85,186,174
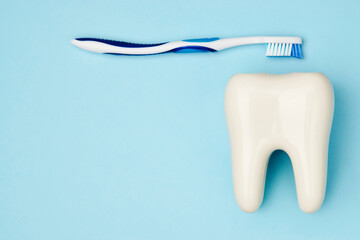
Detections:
72,37,221,55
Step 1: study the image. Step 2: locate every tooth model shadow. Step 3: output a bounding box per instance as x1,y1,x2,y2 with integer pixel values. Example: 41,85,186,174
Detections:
224,73,334,213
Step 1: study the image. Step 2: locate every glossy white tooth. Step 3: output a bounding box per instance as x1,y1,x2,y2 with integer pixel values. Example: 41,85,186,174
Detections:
224,73,334,213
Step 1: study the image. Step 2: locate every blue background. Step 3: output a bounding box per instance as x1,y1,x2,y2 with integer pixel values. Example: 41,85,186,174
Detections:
1,0,359,239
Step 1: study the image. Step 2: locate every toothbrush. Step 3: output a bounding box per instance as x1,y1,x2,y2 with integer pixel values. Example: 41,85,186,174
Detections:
71,36,303,58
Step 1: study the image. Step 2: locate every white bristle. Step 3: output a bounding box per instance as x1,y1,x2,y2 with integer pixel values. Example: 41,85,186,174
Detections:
266,42,299,57
280,43,285,55
273,43,278,55
288,43,293,56
266,43,271,55
269,43,273,55
284,43,290,56
278,44,282,55
266,43,272,56
266,43,281,56
276,43,282,56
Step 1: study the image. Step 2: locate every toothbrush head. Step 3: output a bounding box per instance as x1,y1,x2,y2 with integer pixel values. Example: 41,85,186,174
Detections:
266,43,303,59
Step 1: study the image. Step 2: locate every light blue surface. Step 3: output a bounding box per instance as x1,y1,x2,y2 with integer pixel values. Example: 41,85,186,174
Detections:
1,0,359,239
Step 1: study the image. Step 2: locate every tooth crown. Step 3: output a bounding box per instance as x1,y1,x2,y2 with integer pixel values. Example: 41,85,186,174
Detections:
224,73,334,213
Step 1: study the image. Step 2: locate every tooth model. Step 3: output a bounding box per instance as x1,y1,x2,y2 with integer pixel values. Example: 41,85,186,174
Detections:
224,73,334,213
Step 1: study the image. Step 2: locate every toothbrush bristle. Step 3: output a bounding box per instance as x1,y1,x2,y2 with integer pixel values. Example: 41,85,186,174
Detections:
266,43,303,59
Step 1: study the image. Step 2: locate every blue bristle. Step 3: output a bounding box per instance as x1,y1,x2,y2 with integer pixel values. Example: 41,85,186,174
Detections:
297,44,303,58
291,44,297,58
291,44,303,59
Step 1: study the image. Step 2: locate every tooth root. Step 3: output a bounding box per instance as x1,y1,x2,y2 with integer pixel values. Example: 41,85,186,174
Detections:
284,81,334,213
231,143,273,213
232,149,267,213
225,75,273,213
225,73,334,213
287,145,328,213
